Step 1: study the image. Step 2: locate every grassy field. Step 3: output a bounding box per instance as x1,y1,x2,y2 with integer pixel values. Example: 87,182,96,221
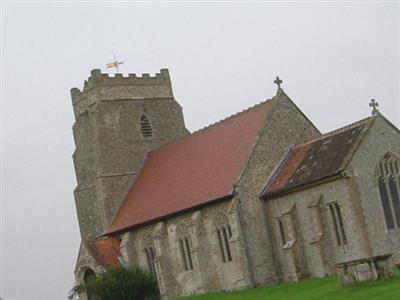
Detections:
173,270,400,300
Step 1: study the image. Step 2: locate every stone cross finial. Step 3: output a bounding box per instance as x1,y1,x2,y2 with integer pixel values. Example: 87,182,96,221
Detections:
106,51,124,73
369,99,379,115
274,76,283,92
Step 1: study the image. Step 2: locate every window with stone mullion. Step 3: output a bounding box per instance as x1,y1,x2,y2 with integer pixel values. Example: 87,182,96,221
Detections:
378,178,395,229
179,238,189,271
145,247,156,276
217,226,232,263
328,203,346,246
222,227,232,262
179,236,194,271
329,204,342,246
217,229,227,263
377,154,400,230
334,203,347,245
389,177,400,227
184,237,194,270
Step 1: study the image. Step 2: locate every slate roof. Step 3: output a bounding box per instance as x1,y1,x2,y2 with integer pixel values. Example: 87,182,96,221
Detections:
86,237,121,269
106,98,275,235
261,117,374,198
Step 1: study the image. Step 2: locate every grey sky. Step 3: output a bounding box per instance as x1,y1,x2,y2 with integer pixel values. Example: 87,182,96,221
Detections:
1,2,399,299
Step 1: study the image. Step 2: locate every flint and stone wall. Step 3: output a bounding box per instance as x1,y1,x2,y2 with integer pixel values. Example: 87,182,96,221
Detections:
234,93,321,286
265,178,371,281
119,198,252,298
72,69,188,240
72,70,189,292
347,116,400,264
263,116,400,282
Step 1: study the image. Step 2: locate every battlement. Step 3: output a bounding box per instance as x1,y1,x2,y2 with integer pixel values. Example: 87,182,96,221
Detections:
71,68,172,103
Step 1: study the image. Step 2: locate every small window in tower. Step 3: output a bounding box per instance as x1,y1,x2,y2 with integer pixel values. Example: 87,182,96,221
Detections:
140,115,153,138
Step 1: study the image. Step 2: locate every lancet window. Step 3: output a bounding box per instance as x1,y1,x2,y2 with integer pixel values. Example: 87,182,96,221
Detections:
214,212,233,263
176,224,194,271
143,234,157,277
328,202,347,246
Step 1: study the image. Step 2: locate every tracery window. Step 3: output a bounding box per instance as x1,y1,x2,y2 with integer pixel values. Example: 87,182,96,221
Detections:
140,115,153,138
176,224,194,271
377,153,400,230
214,212,233,263
328,202,347,246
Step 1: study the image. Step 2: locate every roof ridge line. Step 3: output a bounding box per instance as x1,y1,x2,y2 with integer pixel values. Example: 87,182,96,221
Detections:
150,97,275,154
193,98,274,134
292,116,374,149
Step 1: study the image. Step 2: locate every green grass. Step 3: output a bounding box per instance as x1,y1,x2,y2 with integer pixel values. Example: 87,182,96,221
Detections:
173,270,400,300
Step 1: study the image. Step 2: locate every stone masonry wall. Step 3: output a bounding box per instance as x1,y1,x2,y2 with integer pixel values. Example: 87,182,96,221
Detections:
235,92,321,286
265,177,372,281
72,69,189,288
120,198,253,298
347,115,400,264
71,69,188,240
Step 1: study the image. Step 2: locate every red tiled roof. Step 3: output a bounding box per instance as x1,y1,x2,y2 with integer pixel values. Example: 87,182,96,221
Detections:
87,237,121,269
107,99,275,234
261,117,373,198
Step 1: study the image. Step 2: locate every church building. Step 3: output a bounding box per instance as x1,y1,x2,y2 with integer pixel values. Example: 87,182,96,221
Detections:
71,69,400,299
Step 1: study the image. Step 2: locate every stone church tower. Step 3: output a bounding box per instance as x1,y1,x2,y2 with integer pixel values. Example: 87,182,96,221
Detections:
71,69,188,240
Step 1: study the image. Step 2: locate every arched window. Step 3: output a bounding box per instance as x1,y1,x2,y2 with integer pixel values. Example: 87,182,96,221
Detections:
143,234,157,277
377,153,400,230
214,212,233,263
176,223,194,271
144,246,156,277
140,115,153,138
83,269,99,300
83,269,95,283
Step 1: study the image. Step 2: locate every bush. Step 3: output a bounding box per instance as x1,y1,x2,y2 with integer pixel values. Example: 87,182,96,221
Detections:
74,265,159,300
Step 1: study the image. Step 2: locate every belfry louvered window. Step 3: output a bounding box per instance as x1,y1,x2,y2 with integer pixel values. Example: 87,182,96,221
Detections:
377,153,400,230
140,115,153,138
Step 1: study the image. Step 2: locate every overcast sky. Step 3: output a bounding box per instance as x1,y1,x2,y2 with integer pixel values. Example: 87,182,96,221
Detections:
1,2,399,299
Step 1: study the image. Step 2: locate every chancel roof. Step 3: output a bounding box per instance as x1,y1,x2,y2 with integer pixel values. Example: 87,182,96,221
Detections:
261,117,374,198
106,97,276,234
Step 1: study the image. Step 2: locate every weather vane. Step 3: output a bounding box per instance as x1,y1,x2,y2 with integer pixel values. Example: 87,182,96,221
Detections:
106,51,124,73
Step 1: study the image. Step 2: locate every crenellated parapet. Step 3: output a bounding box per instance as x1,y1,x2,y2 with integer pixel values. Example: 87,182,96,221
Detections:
70,68,173,104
